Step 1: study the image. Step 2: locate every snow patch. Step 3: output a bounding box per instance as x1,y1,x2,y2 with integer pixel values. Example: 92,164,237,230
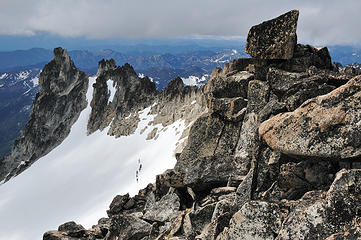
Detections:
181,75,209,87
138,73,154,82
17,71,30,80
0,76,186,240
0,73,8,79
107,79,116,103
30,77,39,87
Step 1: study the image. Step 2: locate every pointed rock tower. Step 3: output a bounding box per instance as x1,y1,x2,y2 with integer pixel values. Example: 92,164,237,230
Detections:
0,47,89,182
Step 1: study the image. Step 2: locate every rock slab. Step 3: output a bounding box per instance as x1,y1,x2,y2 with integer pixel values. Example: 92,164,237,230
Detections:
259,75,361,160
245,10,299,59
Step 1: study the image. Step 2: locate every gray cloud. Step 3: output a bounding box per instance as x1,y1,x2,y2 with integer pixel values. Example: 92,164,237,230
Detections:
0,0,361,45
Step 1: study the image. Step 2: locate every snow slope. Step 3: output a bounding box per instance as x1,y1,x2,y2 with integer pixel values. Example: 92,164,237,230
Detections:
0,76,187,240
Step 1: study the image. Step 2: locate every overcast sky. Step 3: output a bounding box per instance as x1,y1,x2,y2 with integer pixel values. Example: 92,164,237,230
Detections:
0,0,360,46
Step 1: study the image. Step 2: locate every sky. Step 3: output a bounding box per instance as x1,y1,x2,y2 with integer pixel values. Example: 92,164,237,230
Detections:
0,0,360,50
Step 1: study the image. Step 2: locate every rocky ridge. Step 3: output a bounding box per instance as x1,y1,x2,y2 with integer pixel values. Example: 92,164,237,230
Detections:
88,59,207,148
41,10,361,240
0,48,89,182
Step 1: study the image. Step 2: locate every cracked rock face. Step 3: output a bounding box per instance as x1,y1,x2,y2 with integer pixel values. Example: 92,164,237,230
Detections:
245,10,299,59
0,47,88,182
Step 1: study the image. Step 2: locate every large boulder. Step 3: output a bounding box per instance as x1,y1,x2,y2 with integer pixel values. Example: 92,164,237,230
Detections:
107,213,153,240
277,169,361,239
259,75,361,160
107,193,130,217
279,44,333,72
267,68,335,111
143,192,180,223
217,201,282,240
245,10,299,59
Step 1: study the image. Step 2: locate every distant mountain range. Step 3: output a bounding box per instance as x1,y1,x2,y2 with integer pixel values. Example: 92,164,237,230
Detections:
0,69,41,158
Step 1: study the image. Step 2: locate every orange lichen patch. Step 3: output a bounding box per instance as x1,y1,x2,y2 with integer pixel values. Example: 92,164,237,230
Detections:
306,105,347,133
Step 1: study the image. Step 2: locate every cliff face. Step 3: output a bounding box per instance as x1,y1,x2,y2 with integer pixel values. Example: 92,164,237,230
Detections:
0,47,89,182
44,10,361,240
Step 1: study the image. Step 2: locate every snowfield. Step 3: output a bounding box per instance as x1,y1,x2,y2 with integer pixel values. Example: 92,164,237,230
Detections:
181,75,209,87
0,76,187,240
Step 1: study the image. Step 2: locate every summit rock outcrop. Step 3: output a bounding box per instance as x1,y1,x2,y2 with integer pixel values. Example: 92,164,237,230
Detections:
42,10,361,240
259,75,361,160
245,10,299,59
0,47,88,182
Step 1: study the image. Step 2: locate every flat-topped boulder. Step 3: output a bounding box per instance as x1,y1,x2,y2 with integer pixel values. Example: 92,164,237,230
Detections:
245,10,299,60
259,75,361,160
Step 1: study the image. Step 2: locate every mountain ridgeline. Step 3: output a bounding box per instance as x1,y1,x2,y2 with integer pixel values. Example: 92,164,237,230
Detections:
0,47,208,183
2,9,361,240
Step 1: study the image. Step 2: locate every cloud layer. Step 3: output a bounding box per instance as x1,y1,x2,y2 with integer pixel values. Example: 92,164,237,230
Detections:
0,0,360,45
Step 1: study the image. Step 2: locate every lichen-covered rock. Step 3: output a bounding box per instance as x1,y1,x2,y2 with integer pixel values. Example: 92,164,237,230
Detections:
175,114,249,191
208,97,247,122
259,75,361,160
199,194,236,240
204,70,253,99
278,161,336,200
277,169,361,239
143,192,180,223
57,222,86,238
107,213,153,240
235,80,269,159
217,201,282,240
43,221,91,240
267,68,335,111
325,227,361,240
279,44,333,72
107,193,130,217
245,10,299,59
184,203,217,238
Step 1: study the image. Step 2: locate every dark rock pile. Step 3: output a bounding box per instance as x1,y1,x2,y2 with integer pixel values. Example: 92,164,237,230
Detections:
0,47,89,182
45,10,361,240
